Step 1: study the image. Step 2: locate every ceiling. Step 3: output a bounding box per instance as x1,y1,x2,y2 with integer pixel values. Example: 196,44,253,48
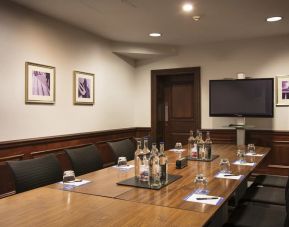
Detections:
10,0,289,46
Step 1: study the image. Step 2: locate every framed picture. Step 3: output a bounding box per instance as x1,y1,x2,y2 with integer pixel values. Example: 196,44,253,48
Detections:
25,62,55,104
276,75,289,106
73,71,95,105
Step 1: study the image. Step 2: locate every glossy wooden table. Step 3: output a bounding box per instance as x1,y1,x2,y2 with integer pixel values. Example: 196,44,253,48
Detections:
116,144,269,215
0,144,269,227
0,188,208,227
49,144,268,199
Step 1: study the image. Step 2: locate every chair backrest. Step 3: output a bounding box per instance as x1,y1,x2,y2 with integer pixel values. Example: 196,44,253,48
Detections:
65,144,103,176
284,176,289,226
7,154,63,193
285,176,289,210
107,139,135,163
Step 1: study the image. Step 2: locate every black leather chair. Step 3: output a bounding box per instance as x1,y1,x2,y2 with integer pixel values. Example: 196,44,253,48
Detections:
241,174,289,206
224,202,286,227
65,144,103,176
7,154,63,193
224,175,289,227
253,174,288,188
285,178,289,227
242,185,286,205
107,139,135,163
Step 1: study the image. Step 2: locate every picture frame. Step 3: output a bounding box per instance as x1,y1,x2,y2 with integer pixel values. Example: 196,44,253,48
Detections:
25,62,55,104
276,75,289,106
73,71,95,105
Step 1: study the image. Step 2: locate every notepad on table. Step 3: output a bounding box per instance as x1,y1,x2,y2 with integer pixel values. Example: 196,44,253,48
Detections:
60,179,91,187
245,153,264,157
169,149,186,152
184,193,223,205
113,164,134,170
215,172,243,180
233,160,256,166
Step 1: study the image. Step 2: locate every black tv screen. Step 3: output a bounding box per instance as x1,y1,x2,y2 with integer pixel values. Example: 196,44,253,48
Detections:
209,78,274,117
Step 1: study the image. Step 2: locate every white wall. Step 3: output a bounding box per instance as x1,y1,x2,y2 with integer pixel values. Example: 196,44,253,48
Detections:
135,35,289,131
0,2,136,142
1,2,289,142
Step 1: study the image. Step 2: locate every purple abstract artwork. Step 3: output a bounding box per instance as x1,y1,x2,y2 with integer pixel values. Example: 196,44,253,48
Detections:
78,77,90,98
282,81,289,99
32,70,50,96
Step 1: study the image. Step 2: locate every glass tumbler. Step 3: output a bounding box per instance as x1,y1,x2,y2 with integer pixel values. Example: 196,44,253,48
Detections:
175,142,183,159
237,149,246,163
117,157,128,167
63,170,75,182
247,144,256,154
219,158,231,173
194,174,208,194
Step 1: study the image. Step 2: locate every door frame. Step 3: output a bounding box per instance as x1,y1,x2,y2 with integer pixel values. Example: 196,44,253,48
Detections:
151,67,201,142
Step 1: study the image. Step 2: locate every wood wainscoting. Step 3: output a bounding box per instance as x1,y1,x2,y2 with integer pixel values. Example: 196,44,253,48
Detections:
246,130,289,176
1,127,288,197
0,127,151,197
203,129,289,176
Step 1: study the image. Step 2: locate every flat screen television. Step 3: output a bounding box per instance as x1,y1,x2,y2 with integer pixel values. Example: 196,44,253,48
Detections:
209,78,274,117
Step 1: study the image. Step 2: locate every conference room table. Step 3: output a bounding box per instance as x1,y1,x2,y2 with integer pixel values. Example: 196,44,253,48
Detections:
0,144,269,227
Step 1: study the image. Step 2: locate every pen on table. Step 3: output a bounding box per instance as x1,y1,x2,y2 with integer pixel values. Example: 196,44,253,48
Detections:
196,197,219,200
224,174,238,176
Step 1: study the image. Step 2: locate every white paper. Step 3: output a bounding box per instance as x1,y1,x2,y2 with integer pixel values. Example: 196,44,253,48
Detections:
215,172,243,180
184,193,223,205
113,164,134,170
60,179,91,187
169,149,186,152
245,153,264,157
233,160,256,166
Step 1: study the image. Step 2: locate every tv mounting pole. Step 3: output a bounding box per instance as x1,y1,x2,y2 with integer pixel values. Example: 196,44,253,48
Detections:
236,117,246,146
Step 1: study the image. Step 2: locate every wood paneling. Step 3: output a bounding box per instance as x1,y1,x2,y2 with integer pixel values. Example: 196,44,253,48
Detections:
201,129,237,144
171,83,193,118
246,130,289,176
1,127,288,197
203,129,289,176
0,127,150,197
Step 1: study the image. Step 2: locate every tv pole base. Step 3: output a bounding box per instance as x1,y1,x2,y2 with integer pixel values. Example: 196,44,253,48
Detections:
236,128,245,146
236,117,245,146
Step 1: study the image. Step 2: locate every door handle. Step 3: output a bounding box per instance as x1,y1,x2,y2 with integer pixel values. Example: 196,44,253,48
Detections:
165,103,168,122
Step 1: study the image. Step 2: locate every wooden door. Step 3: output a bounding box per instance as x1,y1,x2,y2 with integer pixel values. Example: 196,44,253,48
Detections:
164,76,196,148
151,67,201,149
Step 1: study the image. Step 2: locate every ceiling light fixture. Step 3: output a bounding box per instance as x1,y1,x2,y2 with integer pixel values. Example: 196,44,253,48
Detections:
182,3,193,12
192,16,201,21
266,16,282,22
149,33,161,37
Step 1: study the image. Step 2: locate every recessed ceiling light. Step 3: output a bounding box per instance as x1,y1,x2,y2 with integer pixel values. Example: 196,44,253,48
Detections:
149,33,161,37
192,16,201,21
182,3,193,12
266,16,282,22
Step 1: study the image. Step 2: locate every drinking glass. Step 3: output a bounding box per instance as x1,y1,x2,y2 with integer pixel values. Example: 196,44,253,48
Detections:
237,149,246,163
194,174,208,194
219,158,231,173
117,157,128,167
175,142,183,159
247,144,256,155
63,170,75,182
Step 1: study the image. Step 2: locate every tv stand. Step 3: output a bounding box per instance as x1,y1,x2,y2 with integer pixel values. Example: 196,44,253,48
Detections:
228,117,253,146
236,126,245,146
